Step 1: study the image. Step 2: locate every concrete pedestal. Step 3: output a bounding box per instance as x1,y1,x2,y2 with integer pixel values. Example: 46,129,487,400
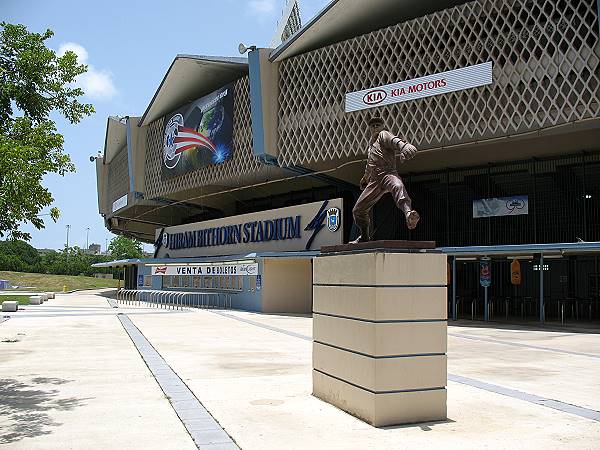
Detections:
29,296,43,305
312,246,447,427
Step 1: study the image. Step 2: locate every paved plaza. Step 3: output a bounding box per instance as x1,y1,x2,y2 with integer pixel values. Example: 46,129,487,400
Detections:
1,290,599,449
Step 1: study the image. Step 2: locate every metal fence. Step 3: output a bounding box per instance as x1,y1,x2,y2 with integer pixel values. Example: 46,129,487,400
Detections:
115,289,233,310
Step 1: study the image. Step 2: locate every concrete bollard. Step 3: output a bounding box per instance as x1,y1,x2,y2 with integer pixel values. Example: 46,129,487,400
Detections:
46,292,55,299
40,294,48,302
29,296,43,305
2,301,19,312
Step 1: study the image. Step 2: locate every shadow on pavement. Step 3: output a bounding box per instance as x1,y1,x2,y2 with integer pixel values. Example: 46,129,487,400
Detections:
98,289,117,299
0,377,92,444
381,418,456,431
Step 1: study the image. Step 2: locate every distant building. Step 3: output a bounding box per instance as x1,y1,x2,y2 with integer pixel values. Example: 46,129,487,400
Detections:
88,244,101,255
94,273,113,279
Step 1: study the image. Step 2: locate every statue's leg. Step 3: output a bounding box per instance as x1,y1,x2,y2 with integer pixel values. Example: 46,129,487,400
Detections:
352,181,385,242
382,174,420,229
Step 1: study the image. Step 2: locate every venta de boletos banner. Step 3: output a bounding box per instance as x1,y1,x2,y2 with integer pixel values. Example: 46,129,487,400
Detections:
162,83,234,180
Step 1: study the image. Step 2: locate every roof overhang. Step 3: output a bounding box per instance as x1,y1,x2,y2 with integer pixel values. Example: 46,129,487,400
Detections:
270,0,471,62
103,116,127,164
440,242,600,258
138,54,248,127
92,251,317,268
92,259,144,268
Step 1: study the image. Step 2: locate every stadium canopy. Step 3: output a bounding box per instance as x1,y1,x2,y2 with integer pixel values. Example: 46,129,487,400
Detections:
138,55,248,127
270,0,470,62
103,116,127,164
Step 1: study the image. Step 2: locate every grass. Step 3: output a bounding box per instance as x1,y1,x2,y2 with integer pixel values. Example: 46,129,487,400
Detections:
0,271,119,293
0,295,30,305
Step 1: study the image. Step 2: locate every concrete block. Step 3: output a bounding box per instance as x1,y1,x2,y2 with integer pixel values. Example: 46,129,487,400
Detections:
313,285,447,321
312,250,448,427
46,292,55,299
313,370,447,427
313,314,447,356
2,301,18,312
40,293,48,301
313,342,446,392
29,296,43,305
313,252,447,286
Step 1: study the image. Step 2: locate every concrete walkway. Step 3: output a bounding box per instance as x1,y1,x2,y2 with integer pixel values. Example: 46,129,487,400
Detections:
0,291,195,450
130,309,600,450
1,291,600,449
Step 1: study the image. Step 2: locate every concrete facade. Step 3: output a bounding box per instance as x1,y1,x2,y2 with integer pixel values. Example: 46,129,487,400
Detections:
261,258,312,313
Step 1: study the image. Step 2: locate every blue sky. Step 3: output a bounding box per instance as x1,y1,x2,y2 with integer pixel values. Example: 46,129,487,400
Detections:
3,0,329,252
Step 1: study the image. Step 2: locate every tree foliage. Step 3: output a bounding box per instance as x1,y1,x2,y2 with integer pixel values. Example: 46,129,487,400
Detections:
0,239,41,268
41,246,113,277
108,235,144,260
0,239,118,277
0,22,94,240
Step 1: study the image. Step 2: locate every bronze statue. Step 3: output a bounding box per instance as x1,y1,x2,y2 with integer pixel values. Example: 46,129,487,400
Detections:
351,117,419,243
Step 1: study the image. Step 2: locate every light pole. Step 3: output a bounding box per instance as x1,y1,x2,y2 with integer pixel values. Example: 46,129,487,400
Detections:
65,224,71,249
86,227,90,250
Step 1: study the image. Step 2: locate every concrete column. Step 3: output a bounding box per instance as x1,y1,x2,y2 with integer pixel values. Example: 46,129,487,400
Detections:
452,256,457,321
312,250,448,427
539,253,545,323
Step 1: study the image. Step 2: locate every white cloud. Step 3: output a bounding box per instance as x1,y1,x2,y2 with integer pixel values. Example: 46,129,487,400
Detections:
57,42,117,101
58,42,89,64
248,0,276,14
78,69,117,99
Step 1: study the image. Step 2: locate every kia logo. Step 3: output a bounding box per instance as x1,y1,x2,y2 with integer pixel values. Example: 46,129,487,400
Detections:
363,89,387,105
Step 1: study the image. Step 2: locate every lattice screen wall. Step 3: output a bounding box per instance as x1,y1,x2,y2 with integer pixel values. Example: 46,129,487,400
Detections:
278,0,600,166
107,147,129,212
144,76,259,199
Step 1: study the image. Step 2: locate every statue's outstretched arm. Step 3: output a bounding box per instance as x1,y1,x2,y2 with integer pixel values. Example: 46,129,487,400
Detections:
381,131,417,162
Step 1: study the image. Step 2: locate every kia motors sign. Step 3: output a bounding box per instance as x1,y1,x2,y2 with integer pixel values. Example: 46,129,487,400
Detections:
345,62,493,113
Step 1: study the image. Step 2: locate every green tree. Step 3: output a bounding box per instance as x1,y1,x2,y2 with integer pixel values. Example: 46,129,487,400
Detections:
0,22,94,240
108,235,144,260
40,246,114,277
0,239,41,269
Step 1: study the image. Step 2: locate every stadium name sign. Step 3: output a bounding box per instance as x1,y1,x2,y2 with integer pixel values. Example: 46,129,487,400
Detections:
154,198,343,258
345,61,493,112
164,216,302,250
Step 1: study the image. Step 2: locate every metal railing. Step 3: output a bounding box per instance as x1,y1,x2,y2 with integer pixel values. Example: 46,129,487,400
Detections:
115,289,233,310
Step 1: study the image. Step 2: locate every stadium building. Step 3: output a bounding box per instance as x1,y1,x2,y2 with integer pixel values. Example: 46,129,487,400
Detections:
95,0,600,323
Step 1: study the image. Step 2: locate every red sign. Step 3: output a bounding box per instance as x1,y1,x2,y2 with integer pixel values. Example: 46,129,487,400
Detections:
362,89,387,105
154,266,167,275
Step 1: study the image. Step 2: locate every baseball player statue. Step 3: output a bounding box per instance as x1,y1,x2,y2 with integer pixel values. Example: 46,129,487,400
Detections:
351,116,420,243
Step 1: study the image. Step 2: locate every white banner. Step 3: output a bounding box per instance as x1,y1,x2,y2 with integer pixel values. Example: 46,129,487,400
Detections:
473,196,528,218
345,61,493,113
151,263,259,276
112,194,128,213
